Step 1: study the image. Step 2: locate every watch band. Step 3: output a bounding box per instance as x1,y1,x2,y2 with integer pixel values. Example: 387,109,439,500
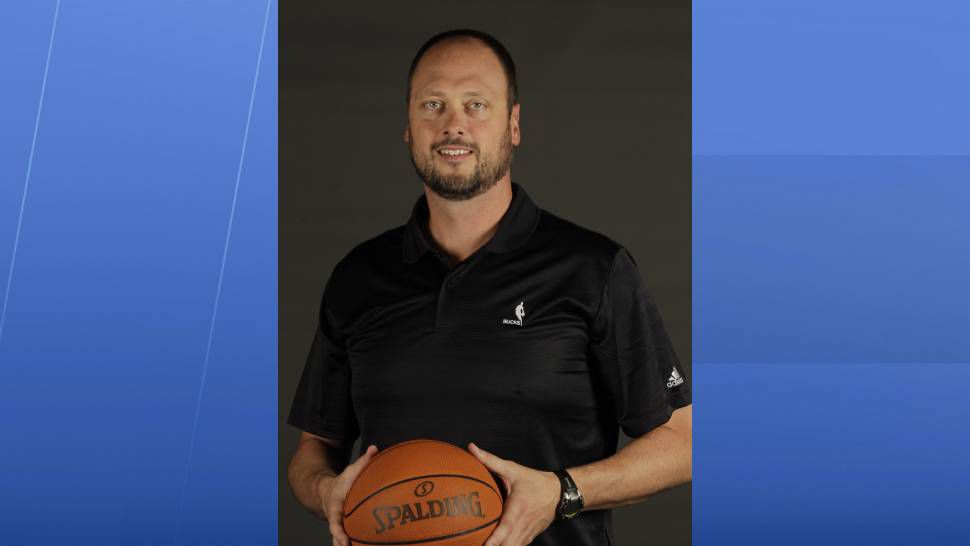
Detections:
553,469,584,520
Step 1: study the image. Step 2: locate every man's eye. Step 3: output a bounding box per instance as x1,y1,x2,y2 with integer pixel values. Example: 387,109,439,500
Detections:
469,102,485,110
425,101,441,111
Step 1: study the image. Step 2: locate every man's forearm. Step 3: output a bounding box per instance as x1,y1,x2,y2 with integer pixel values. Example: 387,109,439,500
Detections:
568,405,692,511
287,435,348,520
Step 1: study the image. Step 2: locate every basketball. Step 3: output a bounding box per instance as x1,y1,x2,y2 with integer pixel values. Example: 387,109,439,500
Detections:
342,439,504,545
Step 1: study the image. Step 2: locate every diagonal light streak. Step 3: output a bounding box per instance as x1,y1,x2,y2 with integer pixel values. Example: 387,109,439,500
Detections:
0,0,62,348
172,0,273,543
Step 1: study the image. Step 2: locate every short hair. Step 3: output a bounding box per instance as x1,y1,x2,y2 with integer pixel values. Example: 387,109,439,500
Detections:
407,29,519,112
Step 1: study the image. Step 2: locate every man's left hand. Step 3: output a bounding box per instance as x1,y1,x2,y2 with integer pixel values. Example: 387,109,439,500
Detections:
468,442,561,546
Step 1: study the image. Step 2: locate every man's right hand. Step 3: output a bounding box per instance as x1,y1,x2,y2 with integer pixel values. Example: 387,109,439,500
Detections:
317,444,379,546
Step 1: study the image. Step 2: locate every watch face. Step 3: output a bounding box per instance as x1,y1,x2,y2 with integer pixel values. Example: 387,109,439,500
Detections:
556,470,584,520
561,491,583,518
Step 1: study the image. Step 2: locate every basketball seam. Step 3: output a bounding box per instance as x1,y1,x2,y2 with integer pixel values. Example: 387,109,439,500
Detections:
366,439,457,465
343,473,501,518
345,516,501,545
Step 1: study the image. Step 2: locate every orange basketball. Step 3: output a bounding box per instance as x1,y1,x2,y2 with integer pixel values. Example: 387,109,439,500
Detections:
343,439,504,545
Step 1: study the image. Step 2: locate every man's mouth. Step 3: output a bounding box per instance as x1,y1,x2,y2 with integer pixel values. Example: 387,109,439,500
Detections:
436,146,474,161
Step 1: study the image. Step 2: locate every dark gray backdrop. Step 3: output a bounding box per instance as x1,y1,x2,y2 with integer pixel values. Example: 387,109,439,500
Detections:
280,1,691,544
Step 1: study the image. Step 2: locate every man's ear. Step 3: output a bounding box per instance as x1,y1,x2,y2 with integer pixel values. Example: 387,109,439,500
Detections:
403,125,410,143
510,103,521,146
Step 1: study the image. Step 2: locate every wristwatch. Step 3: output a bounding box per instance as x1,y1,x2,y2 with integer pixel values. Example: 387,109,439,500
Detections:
553,469,584,520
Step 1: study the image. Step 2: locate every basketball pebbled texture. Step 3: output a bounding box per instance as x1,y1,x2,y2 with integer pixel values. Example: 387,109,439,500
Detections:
343,439,504,545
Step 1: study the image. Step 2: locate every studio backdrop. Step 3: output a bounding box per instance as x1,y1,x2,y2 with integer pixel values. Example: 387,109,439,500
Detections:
279,1,690,544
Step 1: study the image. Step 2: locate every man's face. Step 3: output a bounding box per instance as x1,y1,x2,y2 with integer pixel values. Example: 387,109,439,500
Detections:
405,38,521,201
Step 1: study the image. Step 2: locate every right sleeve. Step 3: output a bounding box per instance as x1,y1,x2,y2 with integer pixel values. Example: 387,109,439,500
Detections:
286,287,359,445
588,248,692,439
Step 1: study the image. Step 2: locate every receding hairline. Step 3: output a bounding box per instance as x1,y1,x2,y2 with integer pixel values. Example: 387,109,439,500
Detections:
410,37,505,84
406,31,519,110
410,43,508,103
419,35,495,57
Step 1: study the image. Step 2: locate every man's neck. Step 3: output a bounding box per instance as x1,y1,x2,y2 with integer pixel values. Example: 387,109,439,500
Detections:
425,177,513,266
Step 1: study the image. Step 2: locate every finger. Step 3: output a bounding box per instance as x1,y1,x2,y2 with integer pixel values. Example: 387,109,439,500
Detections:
488,498,528,546
351,444,378,468
507,525,535,546
469,443,513,495
330,446,377,546
328,511,348,546
343,445,378,481
484,519,514,546
469,443,514,477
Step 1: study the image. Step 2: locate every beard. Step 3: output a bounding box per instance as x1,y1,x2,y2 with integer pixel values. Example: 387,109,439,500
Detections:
409,125,514,201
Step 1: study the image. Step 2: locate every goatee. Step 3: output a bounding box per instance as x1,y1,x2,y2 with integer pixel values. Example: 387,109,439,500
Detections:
409,126,514,201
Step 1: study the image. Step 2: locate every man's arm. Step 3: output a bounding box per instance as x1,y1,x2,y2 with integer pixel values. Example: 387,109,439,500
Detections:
570,404,692,510
468,405,691,546
288,432,379,546
286,432,350,520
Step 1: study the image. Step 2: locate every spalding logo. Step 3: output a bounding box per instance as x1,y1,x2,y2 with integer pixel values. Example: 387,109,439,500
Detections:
372,491,485,534
414,480,434,497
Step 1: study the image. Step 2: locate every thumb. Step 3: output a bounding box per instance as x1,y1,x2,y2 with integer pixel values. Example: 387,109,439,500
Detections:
343,445,378,483
351,444,378,471
468,442,514,477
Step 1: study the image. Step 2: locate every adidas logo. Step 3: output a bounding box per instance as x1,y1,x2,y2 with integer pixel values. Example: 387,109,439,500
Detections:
666,368,684,389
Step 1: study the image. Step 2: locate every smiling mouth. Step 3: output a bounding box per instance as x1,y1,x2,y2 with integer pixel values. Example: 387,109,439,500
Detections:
437,148,473,157
436,147,474,164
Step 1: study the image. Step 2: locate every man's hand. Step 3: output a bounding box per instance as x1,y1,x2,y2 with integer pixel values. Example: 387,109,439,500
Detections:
469,443,561,546
318,444,378,546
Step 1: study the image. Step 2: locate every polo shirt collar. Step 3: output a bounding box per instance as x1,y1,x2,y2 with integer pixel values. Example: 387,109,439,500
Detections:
402,182,541,264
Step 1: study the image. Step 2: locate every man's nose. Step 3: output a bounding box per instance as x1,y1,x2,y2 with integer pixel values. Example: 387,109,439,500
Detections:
442,108,467,137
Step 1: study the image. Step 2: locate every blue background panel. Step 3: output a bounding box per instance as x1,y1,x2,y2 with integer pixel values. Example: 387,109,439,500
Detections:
694,0,970,544
696,156,970,365
0,3,57,215
2,0,969,544
694,0,970,155
695,362,970,545
0,1,276,545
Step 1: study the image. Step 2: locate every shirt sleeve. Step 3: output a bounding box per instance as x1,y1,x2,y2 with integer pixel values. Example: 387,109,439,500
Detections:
589,247,692,438
286,283,360,445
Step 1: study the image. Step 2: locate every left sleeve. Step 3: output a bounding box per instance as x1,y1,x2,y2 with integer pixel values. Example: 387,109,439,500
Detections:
589,247,692,438
285,278,359,446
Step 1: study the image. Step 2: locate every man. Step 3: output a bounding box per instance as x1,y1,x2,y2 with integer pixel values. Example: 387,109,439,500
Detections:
286,29,692,546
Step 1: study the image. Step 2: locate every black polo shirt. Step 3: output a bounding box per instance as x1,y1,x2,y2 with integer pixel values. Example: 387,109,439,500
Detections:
288,183,691,546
